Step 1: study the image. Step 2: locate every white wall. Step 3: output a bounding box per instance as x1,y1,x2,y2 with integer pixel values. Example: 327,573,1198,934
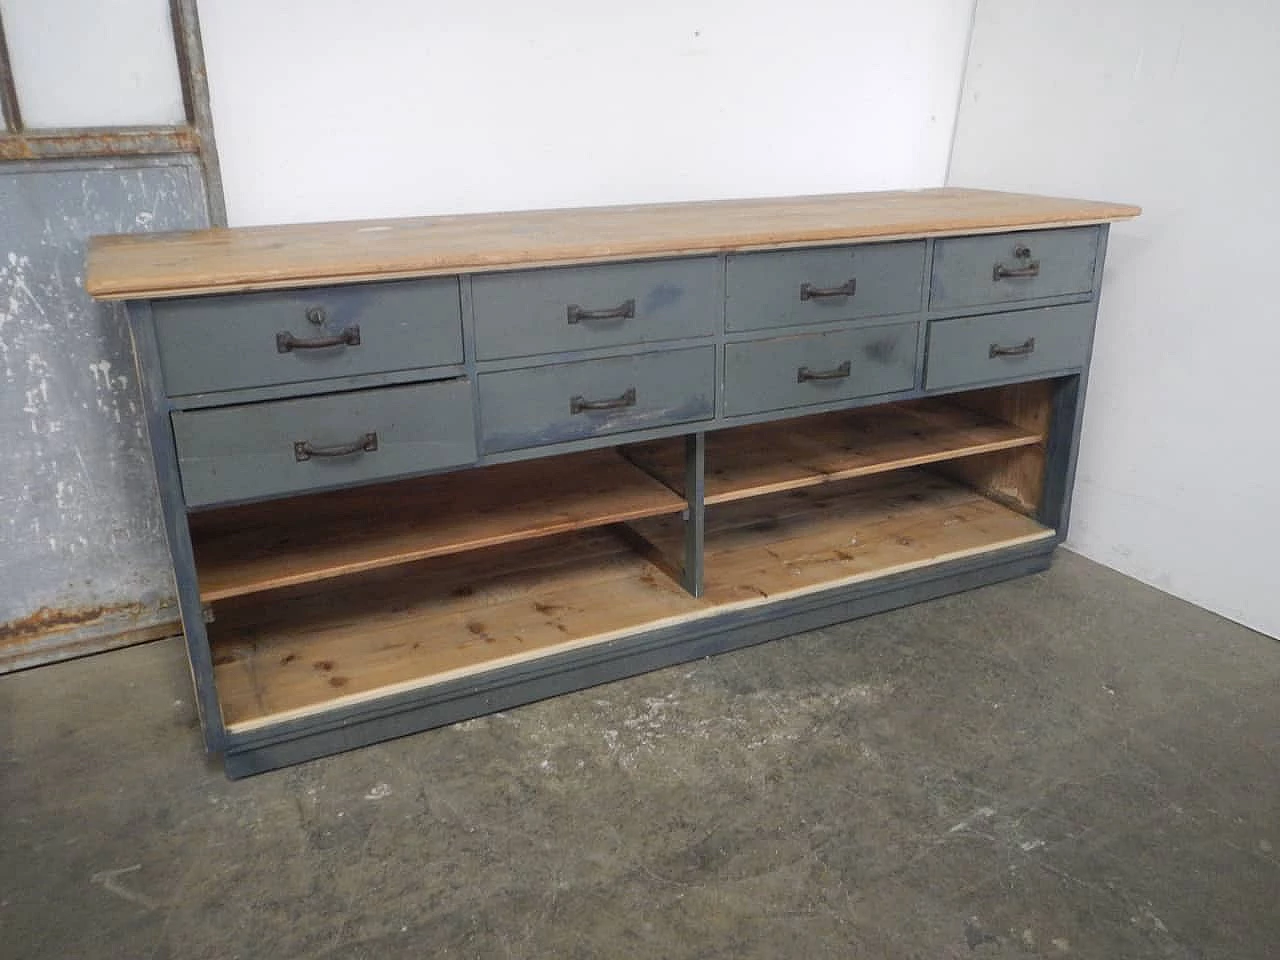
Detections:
950,0,1280,637
197,0,977,227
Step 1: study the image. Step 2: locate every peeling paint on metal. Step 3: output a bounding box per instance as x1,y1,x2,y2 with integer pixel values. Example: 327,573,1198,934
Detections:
0,159,206,669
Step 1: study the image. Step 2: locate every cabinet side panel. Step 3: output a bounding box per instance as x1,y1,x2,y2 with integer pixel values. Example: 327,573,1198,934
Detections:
128,303,226,749
1044,224,1109,538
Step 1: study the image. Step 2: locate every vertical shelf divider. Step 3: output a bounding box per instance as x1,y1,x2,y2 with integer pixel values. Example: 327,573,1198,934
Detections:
682,432,706,598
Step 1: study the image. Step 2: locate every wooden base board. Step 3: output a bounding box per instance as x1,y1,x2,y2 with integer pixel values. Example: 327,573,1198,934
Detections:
622,398,1042,504
209,469,1052,732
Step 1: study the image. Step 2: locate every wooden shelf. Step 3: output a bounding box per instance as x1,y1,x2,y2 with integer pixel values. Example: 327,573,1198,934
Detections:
192,397,1042,602
190,448,687,602
209,469,1051,731
209,527,706,730
623,398,1043,504
628,468,1053,605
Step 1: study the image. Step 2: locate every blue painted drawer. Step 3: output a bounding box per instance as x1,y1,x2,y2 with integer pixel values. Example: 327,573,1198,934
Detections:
724,322,919,417
478,347,714,453
924,303,1094,391
172,379,476,507
930,227,1098,311
472,258,719,360
153,278,463,396
725,241,925,332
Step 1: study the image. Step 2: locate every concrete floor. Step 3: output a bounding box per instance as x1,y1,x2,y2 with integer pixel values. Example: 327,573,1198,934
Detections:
1,550,1277,959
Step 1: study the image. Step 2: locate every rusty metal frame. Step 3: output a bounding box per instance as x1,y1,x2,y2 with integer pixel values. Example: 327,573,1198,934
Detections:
0,0,226,224
0,13,19,132
169,0,226,225
0,126,201,161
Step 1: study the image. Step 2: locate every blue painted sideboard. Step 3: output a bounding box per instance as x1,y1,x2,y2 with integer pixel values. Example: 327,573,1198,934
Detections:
87,188,1140,776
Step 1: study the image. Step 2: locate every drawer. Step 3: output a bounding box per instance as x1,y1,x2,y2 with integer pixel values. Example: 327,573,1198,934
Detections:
479,347,714,453
153,278,463,396
472,258,718,360
172,379,476,507
924,303,1094,391
724,322,919,417
930,227,1099,311
725,241,924,332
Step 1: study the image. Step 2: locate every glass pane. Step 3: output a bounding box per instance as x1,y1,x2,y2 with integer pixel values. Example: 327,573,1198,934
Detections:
1,0,185,129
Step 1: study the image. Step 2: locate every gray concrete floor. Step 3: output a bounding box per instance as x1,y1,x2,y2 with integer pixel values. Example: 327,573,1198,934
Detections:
1,550,1277,959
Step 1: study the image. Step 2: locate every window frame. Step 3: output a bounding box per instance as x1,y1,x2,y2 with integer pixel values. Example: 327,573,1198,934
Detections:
0,0,226,224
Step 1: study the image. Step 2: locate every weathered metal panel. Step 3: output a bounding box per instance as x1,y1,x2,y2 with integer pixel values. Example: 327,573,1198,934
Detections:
0,158,207,671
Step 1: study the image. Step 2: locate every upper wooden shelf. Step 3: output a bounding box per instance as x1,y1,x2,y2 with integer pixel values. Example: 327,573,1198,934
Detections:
190,447,686,603
623,397,1044,505
86,188,1140,299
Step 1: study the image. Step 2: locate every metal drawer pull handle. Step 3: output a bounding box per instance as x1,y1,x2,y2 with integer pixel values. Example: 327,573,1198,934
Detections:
293,432,378,462
570,387,637,414
799,279,857,300
797,360,852,382
276,325,361,353
567,299,635,324
989,338,1036,358
993,245,1041,281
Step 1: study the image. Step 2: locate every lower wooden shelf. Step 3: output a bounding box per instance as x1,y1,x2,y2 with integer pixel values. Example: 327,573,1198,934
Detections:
209,468,1052,732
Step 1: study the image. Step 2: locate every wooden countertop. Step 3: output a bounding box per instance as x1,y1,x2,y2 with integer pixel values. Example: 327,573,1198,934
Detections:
86,188,1140,300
